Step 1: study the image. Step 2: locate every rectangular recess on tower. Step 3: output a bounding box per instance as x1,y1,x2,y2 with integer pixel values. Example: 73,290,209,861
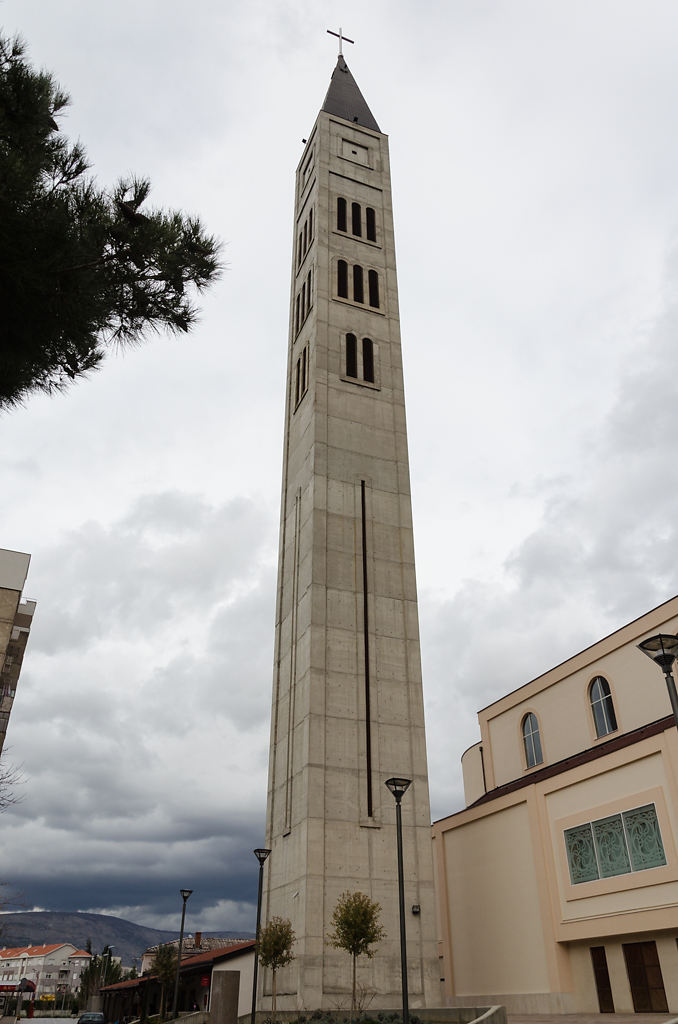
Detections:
361,479,373,818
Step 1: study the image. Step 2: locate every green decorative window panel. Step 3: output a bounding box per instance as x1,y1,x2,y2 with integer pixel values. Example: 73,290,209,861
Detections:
564,803,666,885
593,814,631,878
623,804,667,871
565,823,599,884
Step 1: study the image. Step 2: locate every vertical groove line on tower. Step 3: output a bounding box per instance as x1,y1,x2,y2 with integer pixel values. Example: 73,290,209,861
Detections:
361,479,373,817
285,487,302,832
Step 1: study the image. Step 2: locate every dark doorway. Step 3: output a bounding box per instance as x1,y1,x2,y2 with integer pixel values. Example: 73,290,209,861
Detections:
591,946,615,1012
622,941,668,1012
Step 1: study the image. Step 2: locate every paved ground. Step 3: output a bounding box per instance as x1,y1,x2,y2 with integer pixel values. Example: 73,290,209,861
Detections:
509,1015,678,1024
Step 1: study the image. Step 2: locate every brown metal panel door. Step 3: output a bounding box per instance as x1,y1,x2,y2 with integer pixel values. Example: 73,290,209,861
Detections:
623,941,669,1013
591,946,615,1013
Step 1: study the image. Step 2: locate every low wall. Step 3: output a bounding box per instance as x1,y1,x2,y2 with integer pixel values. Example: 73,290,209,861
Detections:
242,1007,506,1024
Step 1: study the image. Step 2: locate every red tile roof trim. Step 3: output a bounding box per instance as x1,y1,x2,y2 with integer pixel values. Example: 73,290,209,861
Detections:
102,941,255,992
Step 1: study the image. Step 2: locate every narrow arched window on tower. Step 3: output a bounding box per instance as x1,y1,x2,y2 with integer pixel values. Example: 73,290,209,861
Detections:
346,334,357,378
353,265,364,304
368,270,379,308
352,202,362,237
366,207,376,242
522,712,543,768
337,197,347,232
362,338,374,383
590,677,617,738
337,260,348,298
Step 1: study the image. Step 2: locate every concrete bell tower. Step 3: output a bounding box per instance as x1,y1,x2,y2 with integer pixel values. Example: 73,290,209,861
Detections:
263,51,439,1012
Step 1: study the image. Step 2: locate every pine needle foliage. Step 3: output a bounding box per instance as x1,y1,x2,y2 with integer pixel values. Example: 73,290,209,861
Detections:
257,916,295,1014
328,891,386,1018
0,34,222,410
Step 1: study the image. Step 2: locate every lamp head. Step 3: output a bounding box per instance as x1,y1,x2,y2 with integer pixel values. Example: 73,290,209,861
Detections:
180,889,193,902
254,848,271,866
385,777,411,803
637,634,678,675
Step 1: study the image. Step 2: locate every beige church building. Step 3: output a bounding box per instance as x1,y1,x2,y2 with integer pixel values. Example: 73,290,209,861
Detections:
433,595,678,1015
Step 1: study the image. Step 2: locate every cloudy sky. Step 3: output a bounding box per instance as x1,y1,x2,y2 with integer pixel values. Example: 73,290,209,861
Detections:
3,0,678,937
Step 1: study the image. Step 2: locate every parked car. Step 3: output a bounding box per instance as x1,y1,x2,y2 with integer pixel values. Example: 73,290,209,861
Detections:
78,1014,105,1024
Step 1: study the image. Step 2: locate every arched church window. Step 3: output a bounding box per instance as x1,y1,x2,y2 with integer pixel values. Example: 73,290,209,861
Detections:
352,202,362,237
353,265,364,304
522,712,543,768
362,338,374,383
337,198,347,233
345,334,357,378
368,270,379,308
590,677,617,738
337,260,348,298
366,207,376,242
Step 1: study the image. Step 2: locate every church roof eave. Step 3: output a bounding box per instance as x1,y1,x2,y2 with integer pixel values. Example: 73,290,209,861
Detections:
321,56,380,133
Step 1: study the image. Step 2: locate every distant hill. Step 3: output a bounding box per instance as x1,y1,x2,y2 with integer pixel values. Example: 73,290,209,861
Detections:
0,911,252,967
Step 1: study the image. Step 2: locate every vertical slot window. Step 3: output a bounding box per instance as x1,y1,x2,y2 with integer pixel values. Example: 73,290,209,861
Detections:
303,221,308,255
294,345,309,408
346,334,358,378
362,338,374,383
306,268,312,310
352,202,362,237
366,207,376,242
368,270,379,308
309,207,313,240
353,265,364,304
590,677,617,738
337,197,347,232
297,233,302,267
522,712,543,768
338,260,348,298
295,294,300,333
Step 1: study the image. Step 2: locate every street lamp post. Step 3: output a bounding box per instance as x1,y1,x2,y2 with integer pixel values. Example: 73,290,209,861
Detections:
385,777,411,1024
250,848,271,1024
171,889,193,1019
637,634,678,727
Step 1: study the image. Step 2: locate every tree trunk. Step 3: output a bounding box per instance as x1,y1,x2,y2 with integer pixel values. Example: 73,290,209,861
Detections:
272,969,277,1016
351,954,357,1021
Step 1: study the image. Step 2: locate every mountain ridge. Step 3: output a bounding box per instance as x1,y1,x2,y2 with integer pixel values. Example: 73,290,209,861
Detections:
0,911,252,966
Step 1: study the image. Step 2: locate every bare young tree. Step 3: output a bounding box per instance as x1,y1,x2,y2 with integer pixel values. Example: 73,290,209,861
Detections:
0,758,23,812
0,758,25,913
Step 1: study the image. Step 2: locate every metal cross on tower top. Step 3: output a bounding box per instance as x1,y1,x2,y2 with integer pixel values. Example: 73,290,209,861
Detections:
327,27,355,56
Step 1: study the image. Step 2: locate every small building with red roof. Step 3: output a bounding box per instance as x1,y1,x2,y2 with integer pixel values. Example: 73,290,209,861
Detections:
102,941,254,1024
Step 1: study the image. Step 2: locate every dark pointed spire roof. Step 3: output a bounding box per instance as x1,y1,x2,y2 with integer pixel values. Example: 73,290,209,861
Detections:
321,56,380,132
